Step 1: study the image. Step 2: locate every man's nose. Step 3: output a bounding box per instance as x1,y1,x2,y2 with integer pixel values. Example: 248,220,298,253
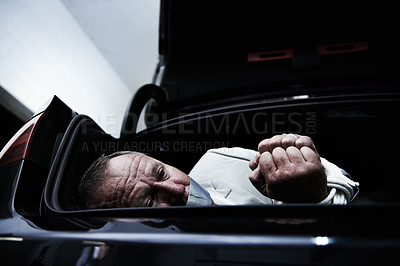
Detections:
153,180,185,196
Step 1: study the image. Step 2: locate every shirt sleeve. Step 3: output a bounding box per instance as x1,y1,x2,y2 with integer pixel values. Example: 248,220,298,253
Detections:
318,157,359,204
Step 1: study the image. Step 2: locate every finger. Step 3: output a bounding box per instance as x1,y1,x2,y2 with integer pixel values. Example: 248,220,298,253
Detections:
295,136,318,155
283,133,301,139
258,139,271,153
271,147,290,169
286,146,305,164
300,146,321,164
287,133,301,138
258,151,277,176
258,135,284,153
281,134,298,149
249,166,260,181
249,152,261,170
249,166,266,193
269,135,285,151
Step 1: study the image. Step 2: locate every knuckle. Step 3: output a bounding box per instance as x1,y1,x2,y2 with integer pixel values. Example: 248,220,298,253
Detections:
269,139,281,150
258,140,269,152
281,137,293,147
259,151,270,161
300,146,314,155
286,146,298,153
301,136,312,145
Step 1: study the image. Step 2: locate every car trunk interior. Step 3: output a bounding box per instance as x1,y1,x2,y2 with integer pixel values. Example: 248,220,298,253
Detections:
27,88,396,234
42,89,400,217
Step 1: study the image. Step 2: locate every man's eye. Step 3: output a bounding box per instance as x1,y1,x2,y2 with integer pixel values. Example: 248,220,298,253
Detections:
159,169,166,180
147,198,154,207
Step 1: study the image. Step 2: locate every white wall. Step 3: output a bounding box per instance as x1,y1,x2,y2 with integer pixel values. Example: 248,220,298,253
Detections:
0,0,160,137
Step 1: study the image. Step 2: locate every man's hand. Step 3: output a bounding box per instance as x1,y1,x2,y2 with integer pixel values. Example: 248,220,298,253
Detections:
249,134,327,203
257,133,319,155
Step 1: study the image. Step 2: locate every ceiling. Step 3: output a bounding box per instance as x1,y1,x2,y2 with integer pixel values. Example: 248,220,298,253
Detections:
0,0,160,137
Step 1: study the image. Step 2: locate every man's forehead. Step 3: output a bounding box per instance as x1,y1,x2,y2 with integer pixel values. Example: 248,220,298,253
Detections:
108,153,159,173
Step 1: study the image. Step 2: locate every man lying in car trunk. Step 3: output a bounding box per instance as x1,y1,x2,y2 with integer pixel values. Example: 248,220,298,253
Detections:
77,134,359,209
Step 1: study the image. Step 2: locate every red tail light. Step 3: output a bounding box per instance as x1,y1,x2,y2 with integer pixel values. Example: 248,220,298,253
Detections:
0,113,43,167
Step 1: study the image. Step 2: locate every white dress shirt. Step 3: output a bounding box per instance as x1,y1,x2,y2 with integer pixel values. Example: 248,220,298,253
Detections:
189,147,359,205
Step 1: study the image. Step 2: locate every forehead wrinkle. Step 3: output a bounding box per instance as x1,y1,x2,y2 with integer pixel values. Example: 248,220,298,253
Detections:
120,154,143,207
114,154,140,207
126,157,160,207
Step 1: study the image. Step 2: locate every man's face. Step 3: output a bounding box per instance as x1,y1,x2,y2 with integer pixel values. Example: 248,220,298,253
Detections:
88,153,190,208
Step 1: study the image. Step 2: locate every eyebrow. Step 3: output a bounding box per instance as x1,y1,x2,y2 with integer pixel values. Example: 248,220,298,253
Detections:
150,161,163,179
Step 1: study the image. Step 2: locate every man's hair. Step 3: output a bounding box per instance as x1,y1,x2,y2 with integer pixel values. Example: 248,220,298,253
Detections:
77,151,136,209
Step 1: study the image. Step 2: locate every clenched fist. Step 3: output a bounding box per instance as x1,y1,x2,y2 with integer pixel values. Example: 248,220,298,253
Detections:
249,134,328,203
